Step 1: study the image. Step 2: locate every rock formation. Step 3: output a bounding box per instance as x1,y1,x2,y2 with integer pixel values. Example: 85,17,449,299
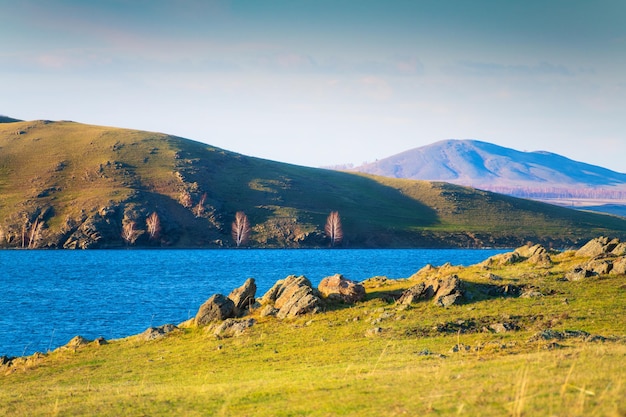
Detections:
398,274,463,307
317,274,366,304
228,278,257,316
260,275,322,318
195,294,236,326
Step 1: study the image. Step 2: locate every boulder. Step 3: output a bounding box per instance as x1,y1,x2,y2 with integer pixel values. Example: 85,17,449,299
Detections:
141,324,178,341
610,257,626,275
317,274,366,304
528,252,552,268
564,267,596,281
63,335,92,350
261,275,322,319
228,278,257,315
480,251,523,267
611,242,626,256
433,275,464,307
398,274,463,307
576,237,621,258
515,244,547,258
213,318,256,338
195,294,236,326
397,282,427,305
585,258,613,275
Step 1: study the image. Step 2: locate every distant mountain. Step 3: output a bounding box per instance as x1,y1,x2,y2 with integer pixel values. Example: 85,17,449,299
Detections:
0,115,22,123
350,140,626,213
2,121,626,249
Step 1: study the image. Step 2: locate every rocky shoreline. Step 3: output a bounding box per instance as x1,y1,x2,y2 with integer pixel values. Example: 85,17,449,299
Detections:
2,236,624,372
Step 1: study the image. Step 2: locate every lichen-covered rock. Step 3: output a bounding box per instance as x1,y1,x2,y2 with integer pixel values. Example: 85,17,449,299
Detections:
318,274,366,304
195,294,236,325
228,278,257,315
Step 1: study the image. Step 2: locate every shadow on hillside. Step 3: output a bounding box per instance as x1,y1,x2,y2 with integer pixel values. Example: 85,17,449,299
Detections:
170,144,440,246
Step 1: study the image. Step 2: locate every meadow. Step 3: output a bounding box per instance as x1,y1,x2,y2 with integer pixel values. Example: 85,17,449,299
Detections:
1,247,624,416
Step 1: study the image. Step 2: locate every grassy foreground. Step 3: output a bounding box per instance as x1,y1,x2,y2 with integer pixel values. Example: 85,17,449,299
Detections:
1,250,625,416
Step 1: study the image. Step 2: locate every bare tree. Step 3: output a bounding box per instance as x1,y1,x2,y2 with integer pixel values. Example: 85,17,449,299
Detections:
179,190,193,208
193,193,207,217
146,212,161,240
325,211,343,247
27,219,43,249
121,221,140,245
232,211,251,247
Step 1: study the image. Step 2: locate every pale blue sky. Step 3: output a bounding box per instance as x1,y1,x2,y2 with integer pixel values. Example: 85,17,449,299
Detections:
1,0,625,172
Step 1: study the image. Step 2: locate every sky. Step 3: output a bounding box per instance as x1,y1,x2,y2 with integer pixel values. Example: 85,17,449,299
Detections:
1,0,625,172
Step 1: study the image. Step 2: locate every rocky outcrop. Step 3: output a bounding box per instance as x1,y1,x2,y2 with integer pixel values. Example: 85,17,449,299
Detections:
141,324,178,341
576,236,622,257
213,318,256,338
564,267,597,281
611,257,626,275
514,243,547,258
195,294,236,326
398,274,463,307
317,274,366,304
260,275,322,318
228,278,257,315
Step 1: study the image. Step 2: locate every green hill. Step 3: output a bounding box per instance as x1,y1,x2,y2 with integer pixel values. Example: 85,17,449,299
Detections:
1,120,625,248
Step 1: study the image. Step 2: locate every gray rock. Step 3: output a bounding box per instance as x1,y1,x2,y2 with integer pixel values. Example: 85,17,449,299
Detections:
213,318,256,338
515,244,547,258
142,324,178,341
565,267,597,281
318,274,366,304
528,252,552,267
195,294,236,325
228,278,257,315
397,274,463,307
611,242,626,256
610,257,626,275
261,275,322,318
585,258,613,275
576,237,621,258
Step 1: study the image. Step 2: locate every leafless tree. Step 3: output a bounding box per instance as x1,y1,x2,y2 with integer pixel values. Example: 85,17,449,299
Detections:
121,221,140,245
146,212,161,240
27,219,43,249
193,193,207,217
325,211,343,247
232,211,251,247
179,190,193,208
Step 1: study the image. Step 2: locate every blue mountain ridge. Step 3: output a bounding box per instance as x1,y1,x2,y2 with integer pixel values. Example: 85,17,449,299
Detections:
351,139,626,189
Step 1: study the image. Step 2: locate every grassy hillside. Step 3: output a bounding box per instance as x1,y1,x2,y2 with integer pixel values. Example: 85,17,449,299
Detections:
1,120,626,248
1,247,624,416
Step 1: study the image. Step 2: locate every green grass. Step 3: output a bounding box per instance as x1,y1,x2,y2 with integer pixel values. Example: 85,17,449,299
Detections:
1,250,625,416
1,120,626,248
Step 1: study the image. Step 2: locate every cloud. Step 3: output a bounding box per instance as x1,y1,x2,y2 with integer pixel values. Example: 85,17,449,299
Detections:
448,60,575,78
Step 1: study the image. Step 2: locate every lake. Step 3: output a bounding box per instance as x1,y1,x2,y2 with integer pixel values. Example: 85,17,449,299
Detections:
0,248,508,357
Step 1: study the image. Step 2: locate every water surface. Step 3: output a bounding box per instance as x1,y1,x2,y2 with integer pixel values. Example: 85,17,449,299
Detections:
0,248,507,357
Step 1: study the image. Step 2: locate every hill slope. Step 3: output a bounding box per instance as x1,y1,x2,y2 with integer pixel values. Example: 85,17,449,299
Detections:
352,139,626,187
1,121,626,248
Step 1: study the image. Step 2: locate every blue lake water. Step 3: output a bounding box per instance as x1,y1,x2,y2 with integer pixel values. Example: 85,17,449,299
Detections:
0,248,508,357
